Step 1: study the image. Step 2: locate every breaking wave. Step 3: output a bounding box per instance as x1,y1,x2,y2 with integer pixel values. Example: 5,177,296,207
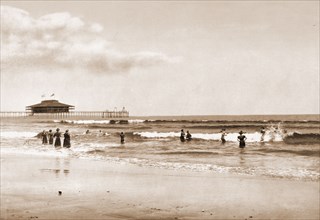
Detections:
133,131,320,144
0,131,39,139
283,132,320,145
133,131,284,142
53,119,320,125
255,148,320,157
55,120,111,124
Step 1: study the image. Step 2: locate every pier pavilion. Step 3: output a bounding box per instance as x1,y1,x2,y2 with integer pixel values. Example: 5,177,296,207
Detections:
0,100,129,118
26,100,75,113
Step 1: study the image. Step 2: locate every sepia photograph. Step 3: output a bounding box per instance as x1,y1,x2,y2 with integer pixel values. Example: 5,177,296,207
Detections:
1,1,319,219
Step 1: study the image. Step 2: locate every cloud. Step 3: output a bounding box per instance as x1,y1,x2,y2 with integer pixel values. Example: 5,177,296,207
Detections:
1,5,175,73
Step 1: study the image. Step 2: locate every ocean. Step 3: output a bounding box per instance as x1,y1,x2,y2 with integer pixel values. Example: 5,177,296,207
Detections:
1,115,319,181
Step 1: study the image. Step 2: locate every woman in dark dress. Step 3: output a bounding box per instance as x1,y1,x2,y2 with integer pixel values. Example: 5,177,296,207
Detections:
220,129,227,144
63,130,71,148
41,130,48,144
180,129,185,142
53,128,61,147
120,132,125,144
237,131,247,148
48,129,54,145
186,130,192,141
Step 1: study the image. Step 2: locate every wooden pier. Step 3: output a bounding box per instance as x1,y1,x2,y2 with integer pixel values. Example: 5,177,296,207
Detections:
0,110,129,119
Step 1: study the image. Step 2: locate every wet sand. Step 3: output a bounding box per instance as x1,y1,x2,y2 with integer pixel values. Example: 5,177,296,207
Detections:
1,152,319,220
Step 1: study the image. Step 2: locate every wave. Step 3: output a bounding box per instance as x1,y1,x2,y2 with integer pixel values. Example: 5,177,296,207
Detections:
145,119,320,124
0,131,39,139
54,120,111,124
186,124,266,130
54,119,147,125
86,149,106,154
3,146,317,181
255,148,320,157
134,131,284,142
128,119,145,123
158,151,219,155
133,131,320,144
283,132,320,145
53,119,320,125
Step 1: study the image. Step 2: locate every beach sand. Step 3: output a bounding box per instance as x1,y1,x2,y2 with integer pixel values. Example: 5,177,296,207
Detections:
1,153,319,220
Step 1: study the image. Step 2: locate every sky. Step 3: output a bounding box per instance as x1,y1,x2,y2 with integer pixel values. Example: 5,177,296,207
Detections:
1,1,319,116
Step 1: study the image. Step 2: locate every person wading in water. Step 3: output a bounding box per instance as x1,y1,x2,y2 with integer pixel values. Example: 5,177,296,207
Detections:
63,130,71,148
48,129,54,145
220,129,227,144
180,129,185,142
41,130,48,144
237,131,247,148
120,132,125,144
54,128,62,147
186,130,192,141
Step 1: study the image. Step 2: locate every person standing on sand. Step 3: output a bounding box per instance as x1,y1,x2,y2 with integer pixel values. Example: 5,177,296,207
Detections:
54,128,62,147
48,129,54,145
220,129,227,144
63,130,71,148
180,129,185,142
186,130,192,141
41,130,48,144
120,132,125,144
237,131,247,148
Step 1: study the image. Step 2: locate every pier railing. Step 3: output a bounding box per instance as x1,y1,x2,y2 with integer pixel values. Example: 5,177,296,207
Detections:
0,111,129,119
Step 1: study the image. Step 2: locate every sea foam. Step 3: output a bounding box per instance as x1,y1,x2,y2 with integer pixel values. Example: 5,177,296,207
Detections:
0,131,38,139
134,131,284,142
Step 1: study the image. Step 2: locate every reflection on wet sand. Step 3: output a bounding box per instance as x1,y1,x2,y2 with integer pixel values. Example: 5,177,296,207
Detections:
40,157,70,177
239,150,246,166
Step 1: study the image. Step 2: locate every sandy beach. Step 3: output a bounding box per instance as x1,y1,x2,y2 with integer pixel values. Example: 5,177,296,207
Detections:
1,152,319,220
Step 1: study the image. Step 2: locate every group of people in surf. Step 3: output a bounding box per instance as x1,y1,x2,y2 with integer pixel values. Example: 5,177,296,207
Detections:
40,128,71,148
220,126,286,148
179,127,270,148
84,129,125,143
220,129,248,148
40,125,283,149
179,129,192,142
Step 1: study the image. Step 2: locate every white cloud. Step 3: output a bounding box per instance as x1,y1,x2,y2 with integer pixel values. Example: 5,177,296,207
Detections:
1,5,175,73
90,23,104,33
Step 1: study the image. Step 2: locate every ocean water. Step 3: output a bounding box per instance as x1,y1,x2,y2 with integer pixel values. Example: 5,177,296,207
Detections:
1,115,319,181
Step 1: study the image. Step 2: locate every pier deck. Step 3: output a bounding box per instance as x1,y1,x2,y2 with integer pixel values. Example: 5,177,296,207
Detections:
0,111,129,119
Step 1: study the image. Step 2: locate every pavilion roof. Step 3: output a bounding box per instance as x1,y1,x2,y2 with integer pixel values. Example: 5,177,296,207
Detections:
27,100,74,108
